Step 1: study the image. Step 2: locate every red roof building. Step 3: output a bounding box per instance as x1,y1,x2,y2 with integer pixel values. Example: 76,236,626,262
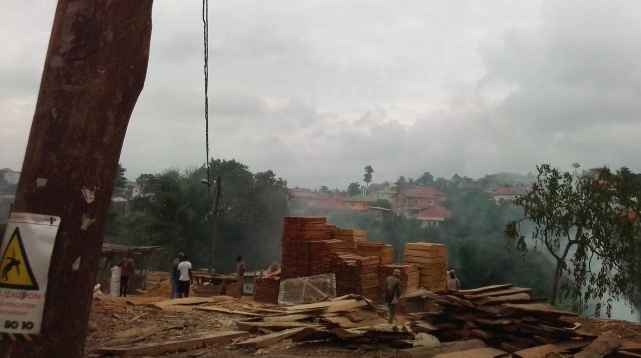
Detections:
414,205,452,228
392,186,448,216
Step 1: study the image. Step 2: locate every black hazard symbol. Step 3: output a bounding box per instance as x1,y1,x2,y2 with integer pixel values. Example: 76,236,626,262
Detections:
0,228,39,290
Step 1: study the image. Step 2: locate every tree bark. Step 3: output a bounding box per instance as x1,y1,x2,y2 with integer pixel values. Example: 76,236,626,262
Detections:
1,1,153,357
550,258,562,305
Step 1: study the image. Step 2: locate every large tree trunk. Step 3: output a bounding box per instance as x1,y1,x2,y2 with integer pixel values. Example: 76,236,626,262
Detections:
1,1,153,357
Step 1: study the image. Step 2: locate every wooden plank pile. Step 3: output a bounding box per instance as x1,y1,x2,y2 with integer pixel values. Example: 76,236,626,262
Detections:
356,241,394,265
233,296,415,350
330,254,381,300
281,217,326,279
379,264,419,294
405,284,597,354
309,239,346,276
334,228,367,251
404,242,447,292
253,277,281,304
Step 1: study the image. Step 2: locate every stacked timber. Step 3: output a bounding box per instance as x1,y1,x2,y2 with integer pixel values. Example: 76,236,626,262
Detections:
356,242,394,265
334,229,367,251
331,253,381,300
378,264,419,294
281,217,327,279
324,224,338,239
404,242,447,291
253,277,281,304
308,239,346,276
406,284,593,353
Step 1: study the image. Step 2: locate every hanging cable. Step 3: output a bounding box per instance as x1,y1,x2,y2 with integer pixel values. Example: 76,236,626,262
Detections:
203,0,211,199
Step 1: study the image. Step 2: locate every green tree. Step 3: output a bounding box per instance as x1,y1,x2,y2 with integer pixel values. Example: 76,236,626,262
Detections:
417,171,434,186
505,164,641,316
319,186,331,194
395,176,408,191
347,182,361,196
364,165,374,187
135,173,154,194
373,198,391,209
114,163,128,188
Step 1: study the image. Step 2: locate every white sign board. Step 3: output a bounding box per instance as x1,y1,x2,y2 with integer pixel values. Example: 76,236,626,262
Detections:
0,212,59,336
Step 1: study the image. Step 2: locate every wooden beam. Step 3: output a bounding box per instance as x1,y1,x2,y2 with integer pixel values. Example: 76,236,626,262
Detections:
97,331,250,356
195,306,262,317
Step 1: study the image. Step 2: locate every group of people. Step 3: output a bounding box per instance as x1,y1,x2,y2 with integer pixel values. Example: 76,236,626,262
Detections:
168,253,246,299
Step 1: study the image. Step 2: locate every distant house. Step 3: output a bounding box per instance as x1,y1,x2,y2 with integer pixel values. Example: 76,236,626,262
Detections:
392,186,448,216
308,199,354,215
414,205,452,228
486,186,526,202
342,194,377,211
370,188,396,201
289,188,323,213
363,206,393,221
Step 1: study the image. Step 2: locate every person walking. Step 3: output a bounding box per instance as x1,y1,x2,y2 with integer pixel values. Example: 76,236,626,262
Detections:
445,270,461,291
118,252,135,297
385,269,402,325
170,252,184,299
177,254,193,298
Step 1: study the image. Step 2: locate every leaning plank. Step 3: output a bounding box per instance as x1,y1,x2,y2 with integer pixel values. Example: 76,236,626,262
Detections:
432,347,508,358
97,331,250,356
236,327,307,349
395,339,487,358
513,339,590,358
574,330,621,358
291,326,335,342
195,306,262,317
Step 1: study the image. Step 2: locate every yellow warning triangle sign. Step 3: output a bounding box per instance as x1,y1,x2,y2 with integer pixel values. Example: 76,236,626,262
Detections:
0,228,39,290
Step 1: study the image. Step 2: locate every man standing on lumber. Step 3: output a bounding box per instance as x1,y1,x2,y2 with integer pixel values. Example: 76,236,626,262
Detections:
170,252,184,299
385,269,402,324
445,270,461,291
177,254,193,298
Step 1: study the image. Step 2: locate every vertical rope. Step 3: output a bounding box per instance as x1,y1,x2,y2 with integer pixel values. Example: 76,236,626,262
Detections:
203,0,211,199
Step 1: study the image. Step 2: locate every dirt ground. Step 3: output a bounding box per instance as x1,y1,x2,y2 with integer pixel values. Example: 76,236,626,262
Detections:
84,294,641,358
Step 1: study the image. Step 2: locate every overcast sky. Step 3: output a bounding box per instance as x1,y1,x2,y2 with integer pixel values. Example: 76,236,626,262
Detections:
2,1,641,189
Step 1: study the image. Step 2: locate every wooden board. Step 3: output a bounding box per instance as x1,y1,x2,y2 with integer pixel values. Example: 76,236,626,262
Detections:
512,340,590,358
235,321,314,332
194,306,262,317
464,287,532,299
502,303,579,317
97,331,250,356
236,327,307,349
475,293,533,306
452,284,513,296
432,347,508,358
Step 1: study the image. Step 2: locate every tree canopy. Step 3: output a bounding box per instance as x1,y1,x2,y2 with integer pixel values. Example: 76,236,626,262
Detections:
364,165,374,187
505,164,641,316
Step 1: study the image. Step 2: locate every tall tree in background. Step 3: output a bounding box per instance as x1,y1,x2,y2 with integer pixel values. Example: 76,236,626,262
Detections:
117,159,290,273
395,176,408,191
505,164,641,316
347,182,361,196
364,165,374,187
417,171,434,186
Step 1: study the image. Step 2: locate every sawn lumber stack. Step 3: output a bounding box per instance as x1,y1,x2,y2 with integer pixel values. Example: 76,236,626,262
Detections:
406,284,596,354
